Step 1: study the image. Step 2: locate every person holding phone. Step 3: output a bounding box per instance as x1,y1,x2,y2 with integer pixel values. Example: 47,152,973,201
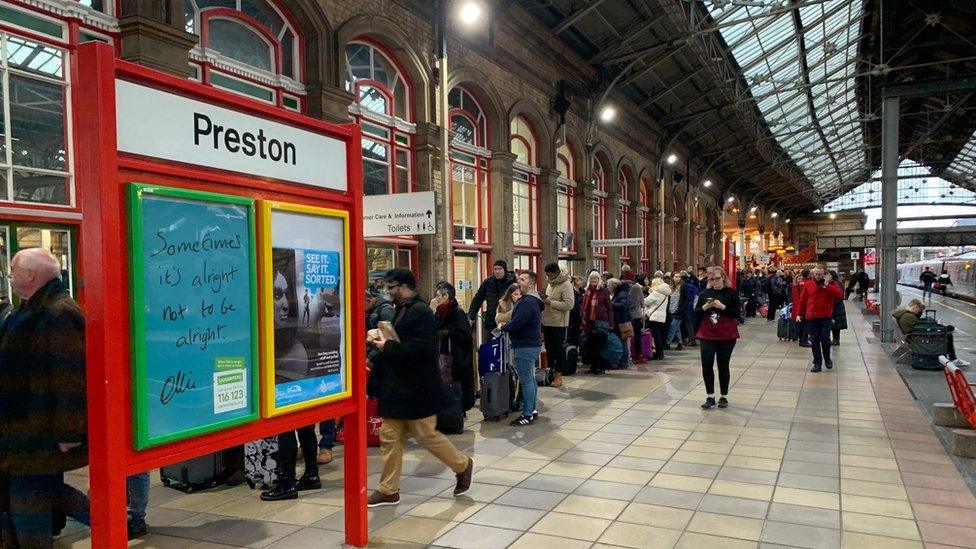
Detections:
694,267,741,409
795,267,843,372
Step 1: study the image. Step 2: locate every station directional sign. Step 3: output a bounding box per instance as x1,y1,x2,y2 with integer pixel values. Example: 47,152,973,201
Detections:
590,237,644,248
363,191,437,237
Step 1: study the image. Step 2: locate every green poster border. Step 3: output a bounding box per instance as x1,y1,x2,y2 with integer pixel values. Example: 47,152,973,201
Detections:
127,183,260,450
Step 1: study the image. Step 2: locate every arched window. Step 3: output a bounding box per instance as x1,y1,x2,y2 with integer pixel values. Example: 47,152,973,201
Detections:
449,86,490,245
592,154,608,259
184,0,303,109
510,116,539,259
344,41,413,197
617,168,631,264
639,180,651,272
556,142,577,257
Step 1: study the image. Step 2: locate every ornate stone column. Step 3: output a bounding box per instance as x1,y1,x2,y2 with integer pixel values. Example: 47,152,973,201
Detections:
538,167,561,270
119,0,198,77
413,122,446,293
489,150,517,266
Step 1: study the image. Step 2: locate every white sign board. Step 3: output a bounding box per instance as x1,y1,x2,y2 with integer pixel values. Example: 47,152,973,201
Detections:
850,251,860,260
590,237,644,248
116,79,347,191
757,253,771,264
362,191,436,237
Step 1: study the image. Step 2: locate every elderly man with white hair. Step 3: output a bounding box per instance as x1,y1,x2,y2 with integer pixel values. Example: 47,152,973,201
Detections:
0,247,88,547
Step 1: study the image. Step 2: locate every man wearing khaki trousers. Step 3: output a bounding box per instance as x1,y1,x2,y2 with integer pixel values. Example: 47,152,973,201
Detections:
366,269,473,507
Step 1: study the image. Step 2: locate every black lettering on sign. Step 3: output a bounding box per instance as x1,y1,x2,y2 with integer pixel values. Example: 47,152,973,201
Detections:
160,369,197,405
192,112,297,165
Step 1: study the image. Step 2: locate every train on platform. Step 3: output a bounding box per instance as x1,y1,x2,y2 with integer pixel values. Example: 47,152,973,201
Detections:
898,252,976,302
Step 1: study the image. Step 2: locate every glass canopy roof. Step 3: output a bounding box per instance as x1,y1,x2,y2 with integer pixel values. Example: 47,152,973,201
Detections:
705,0,866,194
820,159,976,212
945,127,976,190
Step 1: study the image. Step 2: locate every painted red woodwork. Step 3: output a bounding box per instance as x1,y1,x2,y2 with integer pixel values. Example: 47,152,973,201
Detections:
75,42,367,548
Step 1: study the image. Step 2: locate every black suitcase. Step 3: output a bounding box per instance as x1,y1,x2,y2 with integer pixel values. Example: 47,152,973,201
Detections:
480,371,512,421
561,343,579,375
160,452,222,493
436,382,465,434
777,318,790,340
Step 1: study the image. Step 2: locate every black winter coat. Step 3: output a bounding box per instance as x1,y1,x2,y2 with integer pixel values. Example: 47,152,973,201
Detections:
371,295,445,419
467,272,517,331
436,303,475,411
611,285,631,326
0,279,87,475
832,296,848,331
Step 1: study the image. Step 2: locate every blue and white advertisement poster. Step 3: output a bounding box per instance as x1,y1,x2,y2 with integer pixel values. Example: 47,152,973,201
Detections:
272,247,344,407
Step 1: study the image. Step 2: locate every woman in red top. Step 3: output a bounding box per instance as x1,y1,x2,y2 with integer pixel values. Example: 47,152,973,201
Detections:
695,267,741,409
581,270,613,375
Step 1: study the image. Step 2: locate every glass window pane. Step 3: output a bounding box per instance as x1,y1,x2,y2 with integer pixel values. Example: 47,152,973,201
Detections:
208,18,273,72
6,36,63,78
362,138,388,162
13,170,67,205
239,0,283,37
510,138,529,164
358,85,388,114
345,43,371,83
395,150,409,193
452,115,475,145
363,161,387,196
280,29,294,78
366,245,395,290
8,75,66,172
397,248,411,270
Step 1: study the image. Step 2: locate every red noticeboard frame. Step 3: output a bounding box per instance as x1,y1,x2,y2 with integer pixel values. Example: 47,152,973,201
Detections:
73,42,367,548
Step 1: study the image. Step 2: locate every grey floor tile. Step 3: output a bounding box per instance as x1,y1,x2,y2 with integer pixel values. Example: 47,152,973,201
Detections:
606,456,666,472
660,461,721,479
632,486,704,510
717,467,779,485
588,431,640,444
760,520,841,549
464,503,546,531
573,479,643,501
776,472,840,493
516,474,587,494
558,450,615,466
782,449,839,465
160,513,302,548
397,476,458,496
697,494,769,519
779,461,839,478
766,503,840,530
598,423,649,436
263,527,346,548
573,440,628,455
434,523,523,549
493,487,567,510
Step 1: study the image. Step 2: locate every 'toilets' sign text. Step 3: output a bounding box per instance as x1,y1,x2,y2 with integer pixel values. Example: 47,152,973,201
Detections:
363,191,437,237
115,79,347,192
590,237,644,248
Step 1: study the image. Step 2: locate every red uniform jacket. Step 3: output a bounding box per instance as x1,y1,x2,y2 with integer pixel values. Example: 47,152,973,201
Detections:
796,279,843,320
790,280,806,320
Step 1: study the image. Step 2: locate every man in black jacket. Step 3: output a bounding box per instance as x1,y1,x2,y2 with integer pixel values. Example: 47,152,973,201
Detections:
0,248,88,546
367,269,474,507
468,260,516,341
920,266,937,301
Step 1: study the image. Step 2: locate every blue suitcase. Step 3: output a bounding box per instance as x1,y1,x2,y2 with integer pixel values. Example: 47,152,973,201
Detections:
478,335,511,377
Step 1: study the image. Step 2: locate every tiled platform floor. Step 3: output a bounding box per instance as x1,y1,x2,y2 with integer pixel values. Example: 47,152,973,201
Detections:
57,301,976,548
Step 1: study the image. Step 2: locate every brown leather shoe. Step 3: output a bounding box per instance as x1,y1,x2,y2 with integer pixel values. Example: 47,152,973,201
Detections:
317,449,333,465
366,490,400,508
453,458,474,496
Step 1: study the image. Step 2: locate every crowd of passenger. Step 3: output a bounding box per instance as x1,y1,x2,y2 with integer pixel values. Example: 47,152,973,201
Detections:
1,247,967,545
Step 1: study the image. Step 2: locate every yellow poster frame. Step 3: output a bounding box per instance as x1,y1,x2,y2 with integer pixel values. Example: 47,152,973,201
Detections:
258,200,354,417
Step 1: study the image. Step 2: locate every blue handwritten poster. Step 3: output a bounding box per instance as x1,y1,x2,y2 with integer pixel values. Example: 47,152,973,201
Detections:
129,184,258,449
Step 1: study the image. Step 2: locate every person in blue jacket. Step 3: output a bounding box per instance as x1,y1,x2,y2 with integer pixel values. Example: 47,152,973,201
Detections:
682,272,700,347
499,270,545,427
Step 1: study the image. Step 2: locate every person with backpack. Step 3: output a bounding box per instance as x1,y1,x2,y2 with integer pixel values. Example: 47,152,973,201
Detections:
366,269,474,507
542,263,574,386
766,270,788,322
608,278,633,368
499,271,545,426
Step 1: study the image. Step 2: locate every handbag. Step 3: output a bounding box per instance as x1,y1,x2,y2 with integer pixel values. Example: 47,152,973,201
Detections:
437,338,454,384
618,320,635,340
588,291,610,336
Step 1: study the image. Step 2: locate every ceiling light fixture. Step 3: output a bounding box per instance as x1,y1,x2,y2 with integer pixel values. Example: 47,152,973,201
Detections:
666,154,678,165
599,105,616,123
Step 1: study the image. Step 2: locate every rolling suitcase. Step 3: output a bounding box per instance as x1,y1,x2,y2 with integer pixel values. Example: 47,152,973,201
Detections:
562,343,579,375
480,370,512,421
640,330,654,360
437,382,465,434
243,437,278,489
777,318,790,340
478,336,507,377
160,452,222,493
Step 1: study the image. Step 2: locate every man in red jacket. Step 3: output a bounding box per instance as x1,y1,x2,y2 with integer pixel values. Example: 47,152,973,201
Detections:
795,267,843,372
791,269,811,347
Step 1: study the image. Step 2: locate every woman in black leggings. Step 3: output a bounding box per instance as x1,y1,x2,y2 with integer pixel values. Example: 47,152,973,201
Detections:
695,267,741,410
